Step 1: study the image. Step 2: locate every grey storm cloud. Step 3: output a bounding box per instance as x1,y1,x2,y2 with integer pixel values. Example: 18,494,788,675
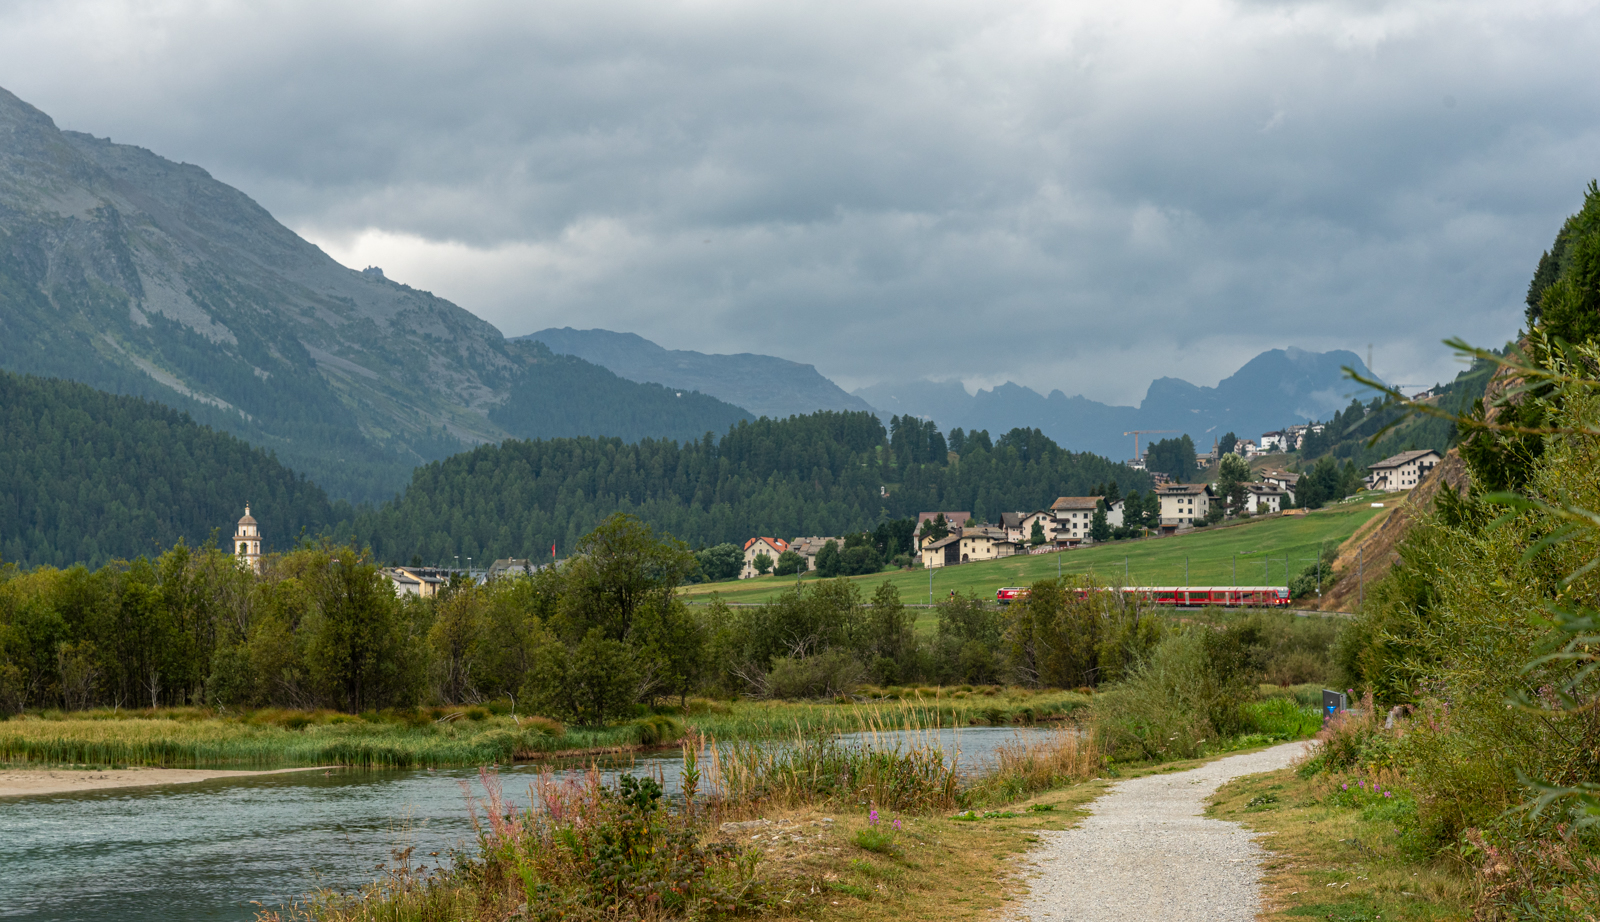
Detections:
2,0,1597,403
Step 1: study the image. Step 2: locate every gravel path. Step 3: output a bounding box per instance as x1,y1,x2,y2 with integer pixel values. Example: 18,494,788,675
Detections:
1012,741,1310,922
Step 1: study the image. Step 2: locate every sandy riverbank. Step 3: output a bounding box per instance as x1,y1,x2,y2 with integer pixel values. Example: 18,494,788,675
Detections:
0,765,338,798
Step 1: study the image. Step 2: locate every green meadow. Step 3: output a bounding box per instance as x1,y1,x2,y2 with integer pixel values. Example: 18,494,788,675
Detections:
681,500,1391,607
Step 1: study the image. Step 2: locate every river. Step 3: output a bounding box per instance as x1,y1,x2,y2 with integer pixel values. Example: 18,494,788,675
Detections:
0,727,1047,921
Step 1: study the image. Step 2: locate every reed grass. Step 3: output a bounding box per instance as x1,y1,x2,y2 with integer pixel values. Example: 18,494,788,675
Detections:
963,727,1102,806
0,713,668,769
0,690,1080,770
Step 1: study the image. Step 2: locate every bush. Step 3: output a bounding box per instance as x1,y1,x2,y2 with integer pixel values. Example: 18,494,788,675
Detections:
1092,624,1265,761
773,550,807,576
694,544,744,582
766,650,867,699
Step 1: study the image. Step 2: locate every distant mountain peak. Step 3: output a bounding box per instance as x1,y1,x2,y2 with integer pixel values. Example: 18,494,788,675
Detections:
853,347,1382,459
518,327,875,420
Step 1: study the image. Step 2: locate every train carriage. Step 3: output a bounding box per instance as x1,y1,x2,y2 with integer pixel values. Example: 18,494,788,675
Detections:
996,585,1290,607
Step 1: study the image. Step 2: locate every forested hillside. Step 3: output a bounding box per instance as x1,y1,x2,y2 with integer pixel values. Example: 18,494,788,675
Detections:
352,411,1152,564
490,341,750,444
0,371,337,568
0,86,751,503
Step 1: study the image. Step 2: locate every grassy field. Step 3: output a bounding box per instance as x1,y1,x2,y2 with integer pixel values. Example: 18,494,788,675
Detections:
683,500,1393,606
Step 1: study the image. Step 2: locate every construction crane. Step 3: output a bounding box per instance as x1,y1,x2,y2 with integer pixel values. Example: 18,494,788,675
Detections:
1123,429,1177,462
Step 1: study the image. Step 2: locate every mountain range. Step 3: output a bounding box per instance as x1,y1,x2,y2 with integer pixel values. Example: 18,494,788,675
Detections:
0,86,749,502
855,348,1383,460
519,328,875,419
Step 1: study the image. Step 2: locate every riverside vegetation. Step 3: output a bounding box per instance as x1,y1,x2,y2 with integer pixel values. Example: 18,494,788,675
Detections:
250,184,1600,922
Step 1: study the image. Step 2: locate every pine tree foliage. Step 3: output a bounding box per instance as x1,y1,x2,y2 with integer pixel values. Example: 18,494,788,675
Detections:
352,413,1152,564
0,370,337,568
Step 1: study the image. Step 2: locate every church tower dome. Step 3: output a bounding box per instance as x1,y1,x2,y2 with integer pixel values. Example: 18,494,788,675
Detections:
233,504,262,574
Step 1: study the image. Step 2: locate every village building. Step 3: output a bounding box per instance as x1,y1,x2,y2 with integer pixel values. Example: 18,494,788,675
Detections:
232,505,262,575
1157,483,1212,531
919,526,1017,567
959,527,1018,563
1243,482,1287,514
916,511,971,547
1018,510,1058,546
1000,512,1027,544
920,534,961,568
1260,431,1287,453
1048,497,1123,545
1366,449,1442,492
487,558,534,580
740,537,789,578
380,566,447,598
787,536,838,572
1259,469,1300,502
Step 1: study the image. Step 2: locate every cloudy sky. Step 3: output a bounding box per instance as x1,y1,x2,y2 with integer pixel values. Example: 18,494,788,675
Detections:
2,0,1596,404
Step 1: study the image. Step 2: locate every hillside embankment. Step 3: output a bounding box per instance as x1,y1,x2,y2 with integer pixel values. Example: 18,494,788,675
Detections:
1310,451,1469,612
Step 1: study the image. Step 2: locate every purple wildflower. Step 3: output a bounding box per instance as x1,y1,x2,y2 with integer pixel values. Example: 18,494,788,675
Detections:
869,809,879,825
893,818,902,831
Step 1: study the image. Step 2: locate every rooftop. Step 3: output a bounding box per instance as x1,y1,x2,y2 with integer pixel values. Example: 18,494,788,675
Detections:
1369,449,1442,470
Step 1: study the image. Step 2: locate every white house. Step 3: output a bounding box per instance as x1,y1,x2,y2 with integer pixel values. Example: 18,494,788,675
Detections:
1243,483,1287,514
1047,497,1123,545
1158,483,1212,530
741,537,790,578
1259,469,1300,502
1260,431,1287,453
1018,510,1058,546
1366,449,1442,492
1050,497,1099,544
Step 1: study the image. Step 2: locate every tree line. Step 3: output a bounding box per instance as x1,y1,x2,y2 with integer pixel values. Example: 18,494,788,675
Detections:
0,369,1151,573
349,411,1152,565
1,514,1172,721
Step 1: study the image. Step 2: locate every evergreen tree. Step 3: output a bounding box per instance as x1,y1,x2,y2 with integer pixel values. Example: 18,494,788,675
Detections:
1089,501,1111,542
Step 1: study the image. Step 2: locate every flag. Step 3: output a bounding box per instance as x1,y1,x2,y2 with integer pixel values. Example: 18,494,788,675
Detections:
551,543,556,558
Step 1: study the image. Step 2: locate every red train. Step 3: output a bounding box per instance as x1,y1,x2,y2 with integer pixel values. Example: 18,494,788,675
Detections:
995,585,1291,608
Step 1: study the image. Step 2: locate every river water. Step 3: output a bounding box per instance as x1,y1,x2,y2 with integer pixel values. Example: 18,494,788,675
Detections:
0,727,1047,921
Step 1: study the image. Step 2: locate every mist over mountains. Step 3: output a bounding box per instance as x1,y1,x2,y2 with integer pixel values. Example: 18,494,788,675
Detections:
856,348,1384,460
0,86,749,502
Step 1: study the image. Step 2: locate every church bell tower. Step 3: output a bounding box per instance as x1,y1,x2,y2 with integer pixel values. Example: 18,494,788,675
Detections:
234,504,262,574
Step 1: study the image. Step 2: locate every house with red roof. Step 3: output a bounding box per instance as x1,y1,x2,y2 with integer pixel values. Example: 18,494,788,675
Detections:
740,536,789,579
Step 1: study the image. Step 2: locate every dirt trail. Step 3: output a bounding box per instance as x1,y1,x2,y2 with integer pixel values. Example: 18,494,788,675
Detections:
1013,741,1309,922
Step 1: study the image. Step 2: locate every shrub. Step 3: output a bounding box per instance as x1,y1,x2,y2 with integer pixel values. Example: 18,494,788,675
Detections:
766,650,866,699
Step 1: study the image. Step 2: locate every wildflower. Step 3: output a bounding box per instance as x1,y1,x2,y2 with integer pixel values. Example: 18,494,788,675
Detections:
1341,783,1348,790
1385,791,1393,798
869,809,879,825
893,818,902,831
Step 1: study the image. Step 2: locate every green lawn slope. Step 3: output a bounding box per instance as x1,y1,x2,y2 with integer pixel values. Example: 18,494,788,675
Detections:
682,500,1390,607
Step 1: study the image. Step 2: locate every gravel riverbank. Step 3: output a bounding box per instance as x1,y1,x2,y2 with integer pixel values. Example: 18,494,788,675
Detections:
1013,741,1310,922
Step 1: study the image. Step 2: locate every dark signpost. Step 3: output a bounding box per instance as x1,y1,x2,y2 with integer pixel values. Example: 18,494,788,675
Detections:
1321,689,1348,724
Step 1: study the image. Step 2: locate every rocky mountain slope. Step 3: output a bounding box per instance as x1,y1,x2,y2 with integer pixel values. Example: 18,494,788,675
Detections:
521,327,876,419
0,86,748,501
856,348,1383,459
